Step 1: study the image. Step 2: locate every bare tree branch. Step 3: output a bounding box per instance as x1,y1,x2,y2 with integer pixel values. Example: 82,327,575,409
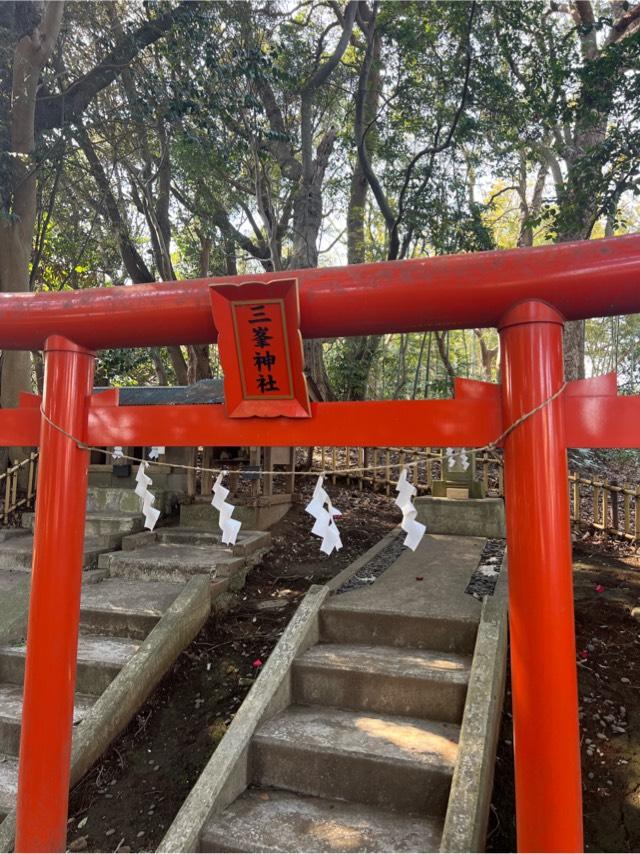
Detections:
35,1,201,132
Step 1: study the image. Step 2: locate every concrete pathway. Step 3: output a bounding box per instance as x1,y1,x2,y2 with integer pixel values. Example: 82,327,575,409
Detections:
195,534,488,853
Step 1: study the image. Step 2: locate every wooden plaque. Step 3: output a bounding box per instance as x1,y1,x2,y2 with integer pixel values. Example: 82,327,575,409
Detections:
209,278,311,418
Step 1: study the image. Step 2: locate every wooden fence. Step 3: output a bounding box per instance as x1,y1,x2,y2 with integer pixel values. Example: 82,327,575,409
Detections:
569,473,640,541
311,446,504,497
311,446,639,543
1,453,38,524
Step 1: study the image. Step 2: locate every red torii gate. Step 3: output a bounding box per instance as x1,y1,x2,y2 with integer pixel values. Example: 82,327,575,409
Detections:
1,234,640,853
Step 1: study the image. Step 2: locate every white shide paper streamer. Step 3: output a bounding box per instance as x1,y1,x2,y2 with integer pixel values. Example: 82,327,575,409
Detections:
148,446,165,461
135,462,161,531
305,475,343,555
395,468,426,551
211,471,242,546
446,447,470,470
112,446,124,461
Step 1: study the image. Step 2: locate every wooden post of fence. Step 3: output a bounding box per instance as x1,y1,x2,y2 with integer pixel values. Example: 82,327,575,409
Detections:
27,454,36,502
385,450,391,496
624,487,631,539
331,448,337,485
263,447,274,498
200,448,214,497
358,448,364,492
593,483,600,528
10,462,18,518
321,446,325,473
426,448,432,491
611,481,619,534
3,465,10,525
601,485,608,531
635,487,640,540
482,454,489,494
572,475,581,524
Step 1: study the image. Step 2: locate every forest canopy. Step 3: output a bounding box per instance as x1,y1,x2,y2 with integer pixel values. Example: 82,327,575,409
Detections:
1,0,639,405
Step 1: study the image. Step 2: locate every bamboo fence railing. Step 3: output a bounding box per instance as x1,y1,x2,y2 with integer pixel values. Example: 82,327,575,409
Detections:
310,446,639,543
0,453,38,525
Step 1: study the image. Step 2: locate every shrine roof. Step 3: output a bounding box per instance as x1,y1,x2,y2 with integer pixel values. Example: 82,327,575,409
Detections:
95,378,224,406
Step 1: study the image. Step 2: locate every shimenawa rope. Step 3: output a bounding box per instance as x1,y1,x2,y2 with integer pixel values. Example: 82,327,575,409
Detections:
37,381,566,478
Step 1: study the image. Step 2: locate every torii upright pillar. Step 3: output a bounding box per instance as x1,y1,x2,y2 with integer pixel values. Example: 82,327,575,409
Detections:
15,336,95,853
500,302,582,852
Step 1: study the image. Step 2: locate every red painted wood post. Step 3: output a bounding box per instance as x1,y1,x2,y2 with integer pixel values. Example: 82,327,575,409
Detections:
16,336,95,852
499,302,583,852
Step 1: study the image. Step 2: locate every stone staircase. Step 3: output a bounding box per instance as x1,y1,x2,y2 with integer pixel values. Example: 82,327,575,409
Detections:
160,533,501,854
200,604,472,851
0,575,185,819
0,484,272,831
0,487,149,571
98,528,270,587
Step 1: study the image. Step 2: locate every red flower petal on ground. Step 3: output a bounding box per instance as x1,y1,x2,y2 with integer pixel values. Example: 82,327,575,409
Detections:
252,658,263,668
595,584,605,593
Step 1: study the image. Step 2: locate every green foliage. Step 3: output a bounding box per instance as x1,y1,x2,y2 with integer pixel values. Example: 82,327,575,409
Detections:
19,0,640,399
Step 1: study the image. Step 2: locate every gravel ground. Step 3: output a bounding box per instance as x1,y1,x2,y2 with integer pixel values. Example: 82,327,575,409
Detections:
336,532,404,593
465,538,506,598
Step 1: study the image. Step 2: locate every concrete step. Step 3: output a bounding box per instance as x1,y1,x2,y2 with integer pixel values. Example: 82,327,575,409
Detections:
22,510,145,539
0,530,30,544
98,543,244,583
293,644,470,723
251,705,459,815
121,528,271,559
0,633,140,696
80,578,184,639
201,787,443,853
320,602,478,655
0,682,94,755
0,754,18,820
0,534,118,572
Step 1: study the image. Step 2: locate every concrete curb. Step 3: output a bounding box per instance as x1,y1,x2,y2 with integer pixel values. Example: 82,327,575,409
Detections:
0,576,30,646
326,526,402,592
0,575,211,853
159,583,331,853
440,556,509,853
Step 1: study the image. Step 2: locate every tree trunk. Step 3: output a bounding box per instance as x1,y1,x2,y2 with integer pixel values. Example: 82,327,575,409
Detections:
151,349,169,386
290,130,337,401
0,3,64,470
341,22,382,401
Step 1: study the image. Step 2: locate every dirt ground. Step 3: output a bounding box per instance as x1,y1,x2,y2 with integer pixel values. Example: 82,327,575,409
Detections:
489,541,640,852
66,485,398,853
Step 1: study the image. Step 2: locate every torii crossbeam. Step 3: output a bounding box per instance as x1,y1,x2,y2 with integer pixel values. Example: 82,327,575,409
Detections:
1,234,640,853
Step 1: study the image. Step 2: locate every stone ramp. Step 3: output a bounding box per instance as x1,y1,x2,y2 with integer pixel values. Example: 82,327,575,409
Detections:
161,532,508,853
